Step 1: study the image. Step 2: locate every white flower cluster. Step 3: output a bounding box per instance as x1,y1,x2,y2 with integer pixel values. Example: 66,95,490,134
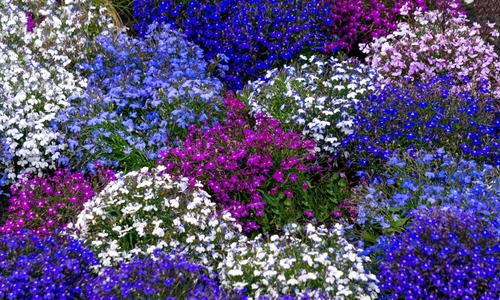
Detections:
218,222,380,299
0,0,114,182
244,55,383,158
67,166,242,274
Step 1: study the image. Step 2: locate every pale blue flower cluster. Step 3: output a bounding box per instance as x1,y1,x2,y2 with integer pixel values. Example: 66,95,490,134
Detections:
57,22,225,172
356,149,500,231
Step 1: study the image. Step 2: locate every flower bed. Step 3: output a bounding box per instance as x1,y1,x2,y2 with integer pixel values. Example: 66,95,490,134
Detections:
1,1,499,299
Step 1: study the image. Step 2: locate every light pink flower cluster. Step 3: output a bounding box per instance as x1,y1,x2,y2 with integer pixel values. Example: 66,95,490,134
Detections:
360,5,500,98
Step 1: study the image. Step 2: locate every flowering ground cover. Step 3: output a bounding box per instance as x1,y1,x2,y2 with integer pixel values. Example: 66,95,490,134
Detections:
1,0,500,299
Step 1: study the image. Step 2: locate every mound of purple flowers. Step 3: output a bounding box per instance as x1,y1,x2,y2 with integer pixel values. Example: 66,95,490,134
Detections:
86,250,241,299
133,0,333,90
0,230,98,299
378,208,500,300
0,166,115,235
159,92,335,232
352,75,500,167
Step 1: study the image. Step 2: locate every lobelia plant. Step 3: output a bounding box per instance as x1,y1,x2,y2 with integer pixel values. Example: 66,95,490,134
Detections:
159,92,351,234
460,0,500,58
241,54,383,159
0,230,99,299
218,222,380,299
322,0,464,55
352,149,500,243
351,75,500,168
0,166,115,235
86,249,243,299
67,166,243,274
133,0,333,90
378,207,500,300
0,0,115,184
57,22,225,174
360,4,500,98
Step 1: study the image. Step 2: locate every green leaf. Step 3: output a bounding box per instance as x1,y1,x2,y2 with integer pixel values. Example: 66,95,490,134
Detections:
362,232,378,244
394,217,409,228
263,194,278,207
389,206,404,213
271,208,281,215
382,227,400,234
337,179,347,187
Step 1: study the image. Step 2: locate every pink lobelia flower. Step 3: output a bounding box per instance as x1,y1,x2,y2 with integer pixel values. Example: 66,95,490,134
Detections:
283,189,294,198
303,210,314,218
26,12,35,32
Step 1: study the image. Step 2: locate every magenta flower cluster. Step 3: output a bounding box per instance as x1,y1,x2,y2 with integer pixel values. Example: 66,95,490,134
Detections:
159,92,318,232
0,167,115,235
323,0,464,54
25,12,35,32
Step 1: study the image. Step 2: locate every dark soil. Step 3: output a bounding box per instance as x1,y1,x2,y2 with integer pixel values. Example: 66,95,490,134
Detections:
0,189,9,227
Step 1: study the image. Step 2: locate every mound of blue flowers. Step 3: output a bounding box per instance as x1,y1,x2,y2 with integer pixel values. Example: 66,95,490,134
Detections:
57,23,225,172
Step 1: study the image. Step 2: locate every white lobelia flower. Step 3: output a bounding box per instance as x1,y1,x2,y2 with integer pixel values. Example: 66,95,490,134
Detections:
227,269,244,277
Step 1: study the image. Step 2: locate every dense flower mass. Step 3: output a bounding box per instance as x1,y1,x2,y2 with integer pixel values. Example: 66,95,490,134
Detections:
0,0,114,184
378,208,500,300
87,250,241,299
354,149,500,234
67,166,242,273
160,93,350,232
0,230,99,299
0,166,115,235
360,5,500,98
353,75,500,166
0,0,499,299
57,22,225,173
324,0,464,54
133,0,333,90
218,222,380,299
242,54,383,158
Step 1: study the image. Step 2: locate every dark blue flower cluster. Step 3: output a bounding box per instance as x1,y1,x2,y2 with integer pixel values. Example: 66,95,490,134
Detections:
378,208,500,300
0,230,98,299
133,0,334,90
86,250,242,299
356,149,500,232
351,75,500,167
56,23,225,173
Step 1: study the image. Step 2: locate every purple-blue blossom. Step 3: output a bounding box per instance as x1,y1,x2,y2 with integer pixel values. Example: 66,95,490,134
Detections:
133,0,333,90
353,75,500,167
0,230,98,299
86,250,241,299
378,208,500,300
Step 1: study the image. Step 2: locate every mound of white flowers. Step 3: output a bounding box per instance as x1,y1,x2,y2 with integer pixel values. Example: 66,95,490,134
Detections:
67,166,243,274
0,0,114,182
241,54,383,158
218,222,380,299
